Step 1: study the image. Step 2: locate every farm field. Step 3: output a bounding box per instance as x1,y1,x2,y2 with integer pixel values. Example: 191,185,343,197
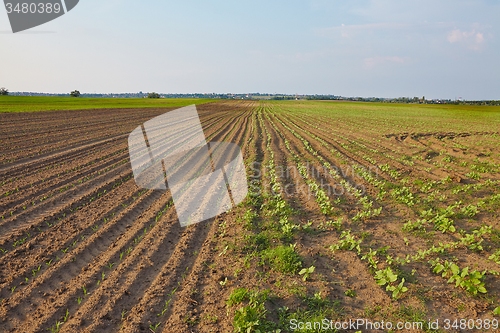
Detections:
0,100,500,332
0,96,214,113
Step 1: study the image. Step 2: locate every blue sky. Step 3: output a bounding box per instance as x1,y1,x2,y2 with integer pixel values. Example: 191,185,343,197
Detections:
1,0,499,99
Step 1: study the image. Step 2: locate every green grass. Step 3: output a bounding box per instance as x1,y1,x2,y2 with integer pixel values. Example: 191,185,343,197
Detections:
0,96,214,113
260,245,302,274
268,100,500,133
226,288,278,333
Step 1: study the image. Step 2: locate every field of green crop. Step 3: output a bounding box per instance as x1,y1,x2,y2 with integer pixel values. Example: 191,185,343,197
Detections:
0,96,214,113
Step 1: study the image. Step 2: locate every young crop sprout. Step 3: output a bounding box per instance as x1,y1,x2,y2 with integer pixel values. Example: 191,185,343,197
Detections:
299,266,315,281
493,307,500,316
149,322,161,332
158,299,173,317
218,245,229,256
32,265,41,277
344,289,357,297
49,321,63,333
63,309,69,322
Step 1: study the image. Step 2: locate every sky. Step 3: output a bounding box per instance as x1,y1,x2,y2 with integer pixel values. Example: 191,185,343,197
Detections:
1,0,499,99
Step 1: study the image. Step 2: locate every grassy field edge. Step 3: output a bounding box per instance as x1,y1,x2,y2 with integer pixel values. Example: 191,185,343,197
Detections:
0,96,216,113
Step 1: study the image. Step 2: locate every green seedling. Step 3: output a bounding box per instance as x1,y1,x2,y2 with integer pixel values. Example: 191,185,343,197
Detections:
375,267,398,287
149,322,161,332
63,309,69,322
460,234,484,251
344,289,357,297
361,249,379,269
32,265,41,277
299,266,315,281
49,321,63,333
402,219,428,232
322,218,343,231
489,249,500,264
218,245,229,256
386,278,408,299
493,307,500,316
374,267,408,299
429,259,487,295
158,300,172,317
330,230,361,255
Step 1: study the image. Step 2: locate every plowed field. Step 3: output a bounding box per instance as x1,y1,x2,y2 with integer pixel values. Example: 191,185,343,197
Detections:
1,100,499,332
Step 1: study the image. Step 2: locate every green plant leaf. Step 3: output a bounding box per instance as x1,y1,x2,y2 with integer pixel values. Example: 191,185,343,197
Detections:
493,306,500,316
386,269,398,283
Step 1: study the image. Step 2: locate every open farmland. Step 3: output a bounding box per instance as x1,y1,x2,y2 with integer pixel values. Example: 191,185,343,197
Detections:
0,100,500,332
0,96,214,113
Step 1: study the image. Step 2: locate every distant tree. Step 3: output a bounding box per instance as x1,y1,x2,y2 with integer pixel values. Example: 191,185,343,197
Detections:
0,87,8,96
70,90,81,97
148,92,161,99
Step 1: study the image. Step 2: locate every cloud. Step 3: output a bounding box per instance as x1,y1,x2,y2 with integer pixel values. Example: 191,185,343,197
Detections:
447,28,485,50
316,22,409,39
316,21,453,40
364,56,408,69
